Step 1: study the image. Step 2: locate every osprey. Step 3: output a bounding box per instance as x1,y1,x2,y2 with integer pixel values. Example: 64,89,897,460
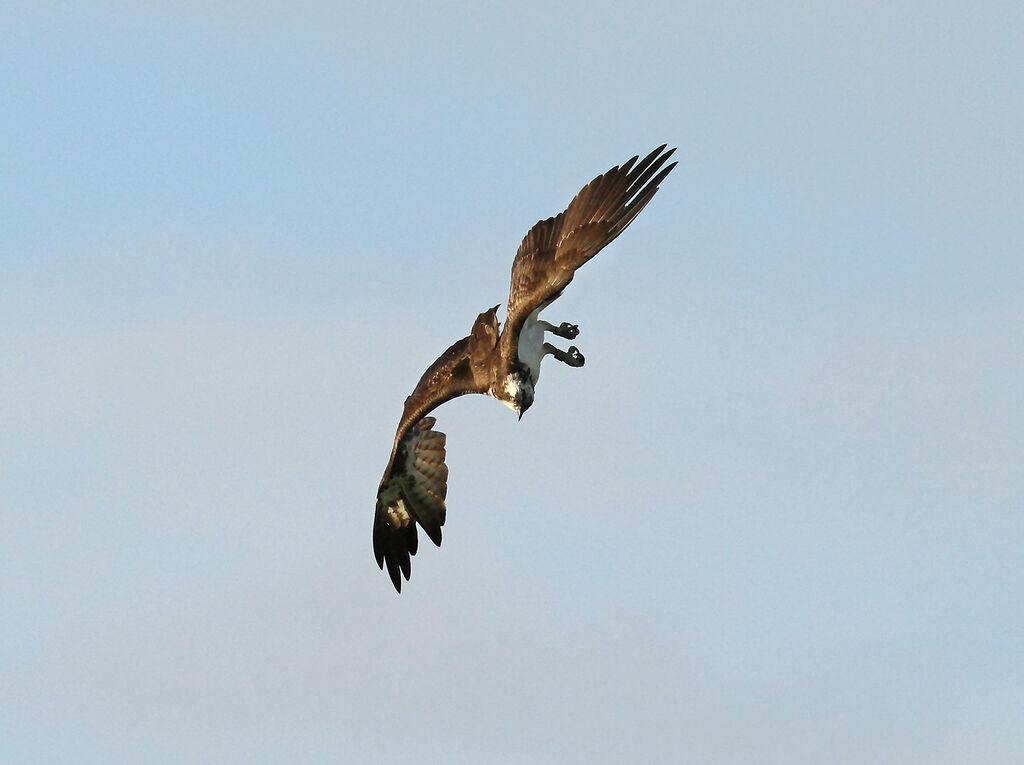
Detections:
373,145,677,591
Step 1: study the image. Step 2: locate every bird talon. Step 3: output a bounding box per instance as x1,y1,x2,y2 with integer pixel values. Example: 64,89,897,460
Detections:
559,322,580,340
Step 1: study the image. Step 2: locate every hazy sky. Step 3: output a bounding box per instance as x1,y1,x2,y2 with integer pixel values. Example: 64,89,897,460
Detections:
3,2,1022,763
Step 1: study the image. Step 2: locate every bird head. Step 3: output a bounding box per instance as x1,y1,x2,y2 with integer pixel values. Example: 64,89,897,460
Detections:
493,369,535,420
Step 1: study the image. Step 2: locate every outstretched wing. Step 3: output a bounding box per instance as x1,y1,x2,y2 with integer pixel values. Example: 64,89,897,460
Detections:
373,416,449,593
373,307,499,592
499,145,677,365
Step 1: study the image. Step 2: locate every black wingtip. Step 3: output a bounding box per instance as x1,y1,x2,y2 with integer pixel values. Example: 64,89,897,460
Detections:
422,523,443,547
373,500,417,594
388,560,403,593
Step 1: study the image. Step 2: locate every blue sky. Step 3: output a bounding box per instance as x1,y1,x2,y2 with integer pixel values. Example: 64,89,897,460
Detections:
2,2,1023,763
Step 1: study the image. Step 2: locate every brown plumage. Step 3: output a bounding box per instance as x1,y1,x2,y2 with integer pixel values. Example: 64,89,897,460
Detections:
373,146,677,591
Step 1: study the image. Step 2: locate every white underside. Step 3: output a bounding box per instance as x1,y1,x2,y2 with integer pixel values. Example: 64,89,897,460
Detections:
517,306,547,384
488,304,554,413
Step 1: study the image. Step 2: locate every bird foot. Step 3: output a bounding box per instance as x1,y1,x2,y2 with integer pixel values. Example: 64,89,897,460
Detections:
564,346,585,367
543,341,585,367
555,322,580,340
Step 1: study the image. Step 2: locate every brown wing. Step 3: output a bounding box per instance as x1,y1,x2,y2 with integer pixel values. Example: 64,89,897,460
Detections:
373,306,499,592
499,145,677,365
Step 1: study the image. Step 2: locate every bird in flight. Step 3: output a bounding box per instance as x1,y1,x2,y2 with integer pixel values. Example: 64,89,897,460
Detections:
373,145,677,591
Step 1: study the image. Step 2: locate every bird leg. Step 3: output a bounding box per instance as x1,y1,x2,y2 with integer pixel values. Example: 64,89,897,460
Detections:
537,320,580,340
543,342,585,367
